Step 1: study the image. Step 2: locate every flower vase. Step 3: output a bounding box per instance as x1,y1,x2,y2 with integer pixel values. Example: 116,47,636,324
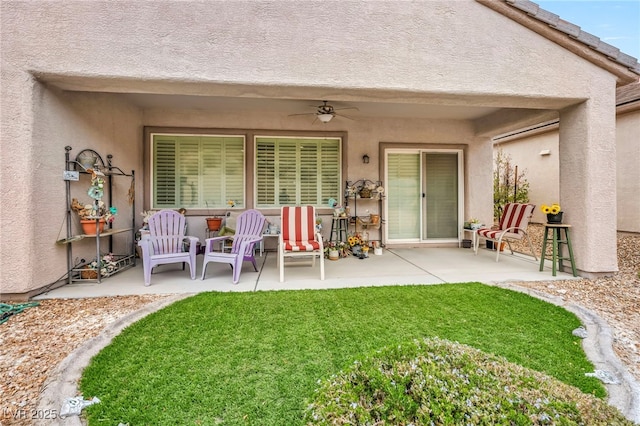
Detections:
546,212,563,224
81,218,106,235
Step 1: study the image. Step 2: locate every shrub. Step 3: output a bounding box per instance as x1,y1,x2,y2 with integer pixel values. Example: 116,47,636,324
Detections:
305,338,632,425
494,149,530,221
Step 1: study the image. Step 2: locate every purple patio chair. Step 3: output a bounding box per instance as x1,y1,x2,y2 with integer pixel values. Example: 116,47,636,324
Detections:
138,209,199,286
474,203,538,262
201,209,266,284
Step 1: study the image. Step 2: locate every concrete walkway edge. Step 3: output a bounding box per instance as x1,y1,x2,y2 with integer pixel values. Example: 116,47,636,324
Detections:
37,287,640,425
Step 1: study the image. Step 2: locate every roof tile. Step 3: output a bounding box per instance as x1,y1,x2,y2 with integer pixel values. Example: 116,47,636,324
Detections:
502,0,639,75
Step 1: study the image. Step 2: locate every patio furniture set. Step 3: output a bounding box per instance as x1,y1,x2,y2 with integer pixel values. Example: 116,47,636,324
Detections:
138,202,576,287
138,206,326,286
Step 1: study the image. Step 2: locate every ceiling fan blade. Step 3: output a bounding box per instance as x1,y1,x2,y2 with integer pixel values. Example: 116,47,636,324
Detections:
288,112,317,117
334,106,359,112
335,112,356,120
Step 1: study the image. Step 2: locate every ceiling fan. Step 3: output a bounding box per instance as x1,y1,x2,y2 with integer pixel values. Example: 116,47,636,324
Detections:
289,100,358,123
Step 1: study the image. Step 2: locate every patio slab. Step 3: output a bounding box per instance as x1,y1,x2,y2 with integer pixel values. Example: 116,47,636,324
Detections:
35,246,579,299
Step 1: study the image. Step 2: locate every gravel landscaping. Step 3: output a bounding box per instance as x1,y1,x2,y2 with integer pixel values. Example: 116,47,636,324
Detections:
0,224,637,425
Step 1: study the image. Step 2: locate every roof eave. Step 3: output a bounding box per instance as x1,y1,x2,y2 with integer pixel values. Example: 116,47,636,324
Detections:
476,0,640,86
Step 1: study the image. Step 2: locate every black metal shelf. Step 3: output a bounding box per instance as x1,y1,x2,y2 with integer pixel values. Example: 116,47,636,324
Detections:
63,146,136,283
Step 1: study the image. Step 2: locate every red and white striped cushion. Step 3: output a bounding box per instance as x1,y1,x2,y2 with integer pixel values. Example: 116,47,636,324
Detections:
498,203,531,233
476,203,534,241
281,206,320,252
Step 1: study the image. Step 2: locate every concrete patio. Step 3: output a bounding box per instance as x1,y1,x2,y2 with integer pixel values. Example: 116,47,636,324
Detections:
35,246,579,299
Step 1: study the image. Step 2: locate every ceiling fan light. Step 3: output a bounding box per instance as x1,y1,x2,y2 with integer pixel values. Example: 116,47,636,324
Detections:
317,113,333,123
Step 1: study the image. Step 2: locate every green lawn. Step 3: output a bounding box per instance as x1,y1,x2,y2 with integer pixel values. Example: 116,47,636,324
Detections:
80,283,604,425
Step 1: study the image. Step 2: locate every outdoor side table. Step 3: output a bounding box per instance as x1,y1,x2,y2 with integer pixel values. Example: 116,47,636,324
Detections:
539,223,577,277
461,228,477,248
259,233,279,256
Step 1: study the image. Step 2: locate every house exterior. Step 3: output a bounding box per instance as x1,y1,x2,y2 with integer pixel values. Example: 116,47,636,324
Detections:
494,81,640,231
1,0,639,299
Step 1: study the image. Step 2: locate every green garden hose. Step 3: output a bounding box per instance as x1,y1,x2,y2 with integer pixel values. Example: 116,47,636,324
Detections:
0,302,40,324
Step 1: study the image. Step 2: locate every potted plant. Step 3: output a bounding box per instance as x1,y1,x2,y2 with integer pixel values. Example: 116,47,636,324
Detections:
205,201,226,232
348,233,370,258
324,240,348,260
71,199,117,235
70,170,117,235
541,203,563,223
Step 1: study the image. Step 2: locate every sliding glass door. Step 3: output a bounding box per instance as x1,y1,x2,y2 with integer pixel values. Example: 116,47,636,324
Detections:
423,152,459,239
386,150,462,243
387,152,421,240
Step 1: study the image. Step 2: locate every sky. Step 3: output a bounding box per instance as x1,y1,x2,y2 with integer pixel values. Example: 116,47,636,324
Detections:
536,1,640,60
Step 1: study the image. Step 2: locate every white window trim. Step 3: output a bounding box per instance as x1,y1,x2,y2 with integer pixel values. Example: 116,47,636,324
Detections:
254,135,343,208
150,132,246,210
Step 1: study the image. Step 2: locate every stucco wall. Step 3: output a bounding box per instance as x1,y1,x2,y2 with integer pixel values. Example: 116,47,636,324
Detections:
495,129,560,224
1,1,615,102
142,107,491,245
498,106,640,234
616,109,640,233
0,85,143,295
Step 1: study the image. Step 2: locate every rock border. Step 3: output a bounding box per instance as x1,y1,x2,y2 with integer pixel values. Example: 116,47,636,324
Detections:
35,294,192,426
495,282,640,424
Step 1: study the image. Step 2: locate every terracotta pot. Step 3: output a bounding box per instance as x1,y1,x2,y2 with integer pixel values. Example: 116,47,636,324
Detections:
80,219,106,235
206,217,223,231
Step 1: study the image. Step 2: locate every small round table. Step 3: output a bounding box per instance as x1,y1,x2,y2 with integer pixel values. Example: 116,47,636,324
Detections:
539,223,577,277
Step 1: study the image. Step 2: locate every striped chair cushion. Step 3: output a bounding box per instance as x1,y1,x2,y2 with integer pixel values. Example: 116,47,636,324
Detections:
476,229,523,241
498,203,531,233
476,203,534,241
281,206,320,252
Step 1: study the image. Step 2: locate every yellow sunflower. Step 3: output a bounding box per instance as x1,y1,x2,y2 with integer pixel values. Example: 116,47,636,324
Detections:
541,204,561,214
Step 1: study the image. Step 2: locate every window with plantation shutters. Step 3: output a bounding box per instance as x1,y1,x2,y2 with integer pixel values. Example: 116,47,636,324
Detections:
255,137,341,208
151,134,245,209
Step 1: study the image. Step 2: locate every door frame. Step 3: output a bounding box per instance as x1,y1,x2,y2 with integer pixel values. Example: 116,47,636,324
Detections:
380,143,465,246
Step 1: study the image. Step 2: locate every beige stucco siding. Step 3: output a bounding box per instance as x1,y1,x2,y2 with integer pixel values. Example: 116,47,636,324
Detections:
616,109,640,233
495,128,560,225
2,1,617,102
498,106,639,235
